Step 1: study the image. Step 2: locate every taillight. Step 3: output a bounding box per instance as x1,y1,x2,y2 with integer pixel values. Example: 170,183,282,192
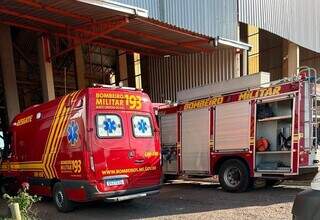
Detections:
160,151,162,166
90,155,95,172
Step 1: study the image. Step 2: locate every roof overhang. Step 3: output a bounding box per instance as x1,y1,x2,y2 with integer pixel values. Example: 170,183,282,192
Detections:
215,37,251,51
0,0,251,59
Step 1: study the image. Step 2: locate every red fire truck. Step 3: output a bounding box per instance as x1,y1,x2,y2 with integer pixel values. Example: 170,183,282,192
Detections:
0,85,161,212
159,69,319,192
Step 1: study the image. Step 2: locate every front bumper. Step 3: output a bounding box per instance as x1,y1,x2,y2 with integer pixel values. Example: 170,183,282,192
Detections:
292,189,320,220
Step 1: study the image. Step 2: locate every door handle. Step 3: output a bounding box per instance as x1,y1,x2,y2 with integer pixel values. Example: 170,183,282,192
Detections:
134,159,145,164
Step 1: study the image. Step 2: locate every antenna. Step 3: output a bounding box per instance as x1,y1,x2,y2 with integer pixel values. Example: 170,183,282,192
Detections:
64,67,67,95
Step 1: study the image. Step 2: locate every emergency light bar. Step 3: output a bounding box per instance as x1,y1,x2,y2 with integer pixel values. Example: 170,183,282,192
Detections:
92,83,143,91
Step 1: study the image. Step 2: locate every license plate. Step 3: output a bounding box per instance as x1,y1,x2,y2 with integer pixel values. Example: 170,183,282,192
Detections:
106,179,125,186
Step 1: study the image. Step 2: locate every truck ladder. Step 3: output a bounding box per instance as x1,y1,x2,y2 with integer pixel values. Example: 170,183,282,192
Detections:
299,66,319,149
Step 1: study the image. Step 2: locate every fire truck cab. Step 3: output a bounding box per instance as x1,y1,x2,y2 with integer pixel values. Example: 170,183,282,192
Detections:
0,85,161,212
159,69,319,192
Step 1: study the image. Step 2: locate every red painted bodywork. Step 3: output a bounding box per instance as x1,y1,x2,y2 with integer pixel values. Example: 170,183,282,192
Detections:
0,88,161,202
159,79,317,178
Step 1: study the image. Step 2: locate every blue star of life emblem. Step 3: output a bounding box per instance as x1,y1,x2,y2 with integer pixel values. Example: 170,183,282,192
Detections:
138,119,148,133
104,118,117,133
67,120,79,145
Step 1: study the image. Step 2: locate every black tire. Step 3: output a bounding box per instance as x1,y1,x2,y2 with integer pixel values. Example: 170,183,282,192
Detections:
0,177,19,196
218,159,250,192
53,182,74,212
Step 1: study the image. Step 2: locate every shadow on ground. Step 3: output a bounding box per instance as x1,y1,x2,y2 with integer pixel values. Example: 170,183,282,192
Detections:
4,181,305,220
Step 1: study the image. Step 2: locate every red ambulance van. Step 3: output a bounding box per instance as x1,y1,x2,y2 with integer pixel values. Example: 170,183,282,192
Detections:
0,85,161,212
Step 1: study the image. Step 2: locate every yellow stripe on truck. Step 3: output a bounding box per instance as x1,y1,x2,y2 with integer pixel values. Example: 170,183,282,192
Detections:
48,91,80,178
1,91,82,179
42,95,68,178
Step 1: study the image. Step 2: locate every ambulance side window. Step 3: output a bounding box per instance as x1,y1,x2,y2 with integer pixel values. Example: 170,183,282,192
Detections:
96,114,123,138
132,115,153,138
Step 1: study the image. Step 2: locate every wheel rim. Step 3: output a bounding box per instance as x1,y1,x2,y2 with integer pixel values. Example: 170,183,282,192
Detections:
223,166,241,188
55,191,64,208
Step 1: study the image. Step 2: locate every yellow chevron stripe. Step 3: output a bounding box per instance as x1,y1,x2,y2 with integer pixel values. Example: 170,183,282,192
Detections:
47,91,80,178
52,91,81,177
47,100,67,178
42,96,67,162
45,94,72,178
1,91,82,178
42,96,68,178
47,105,69,178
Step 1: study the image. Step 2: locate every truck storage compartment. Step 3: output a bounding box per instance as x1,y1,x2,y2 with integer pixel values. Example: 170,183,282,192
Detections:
160,113,178,174
215,101,251,152
181,108,210,174
255,98,293,172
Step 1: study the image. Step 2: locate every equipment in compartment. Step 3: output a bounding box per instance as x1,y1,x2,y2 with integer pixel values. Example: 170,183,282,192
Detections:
256,137,270,152
278,126,292,151
255,98,293,172
162,145,177,161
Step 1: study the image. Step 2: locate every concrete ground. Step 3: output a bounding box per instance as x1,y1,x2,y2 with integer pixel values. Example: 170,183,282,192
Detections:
7,180,306,220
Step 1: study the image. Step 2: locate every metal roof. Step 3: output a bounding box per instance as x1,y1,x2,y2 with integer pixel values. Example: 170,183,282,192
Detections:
0,0,250,59
115,0,239,41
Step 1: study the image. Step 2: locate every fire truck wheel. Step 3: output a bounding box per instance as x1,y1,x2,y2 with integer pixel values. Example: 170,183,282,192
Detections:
219,159,250,192
53,182,74,212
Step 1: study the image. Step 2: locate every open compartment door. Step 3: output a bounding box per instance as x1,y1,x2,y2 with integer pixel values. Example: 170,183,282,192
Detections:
160,113,178,175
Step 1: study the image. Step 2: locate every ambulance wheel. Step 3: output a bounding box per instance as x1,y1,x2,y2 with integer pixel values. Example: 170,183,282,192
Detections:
0,177,19,196
219,159,250,192
53,182,74,212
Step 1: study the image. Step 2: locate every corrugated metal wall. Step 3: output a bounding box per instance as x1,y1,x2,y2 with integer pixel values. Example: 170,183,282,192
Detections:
115,0,238,40
239,0,320,53
147,49,238,102
114,0,240,102
161,0,238,40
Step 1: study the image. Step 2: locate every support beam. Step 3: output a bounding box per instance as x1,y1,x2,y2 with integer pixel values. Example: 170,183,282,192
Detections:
119,50,128,86
49,18,129,59
0,24,20,122
74,46,86,89
38,35,55,102
241,50,248,76
283,40,300,77
0,7,183,56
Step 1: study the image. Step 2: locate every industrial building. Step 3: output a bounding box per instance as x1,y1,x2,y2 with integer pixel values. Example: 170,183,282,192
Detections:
0,0,319,136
